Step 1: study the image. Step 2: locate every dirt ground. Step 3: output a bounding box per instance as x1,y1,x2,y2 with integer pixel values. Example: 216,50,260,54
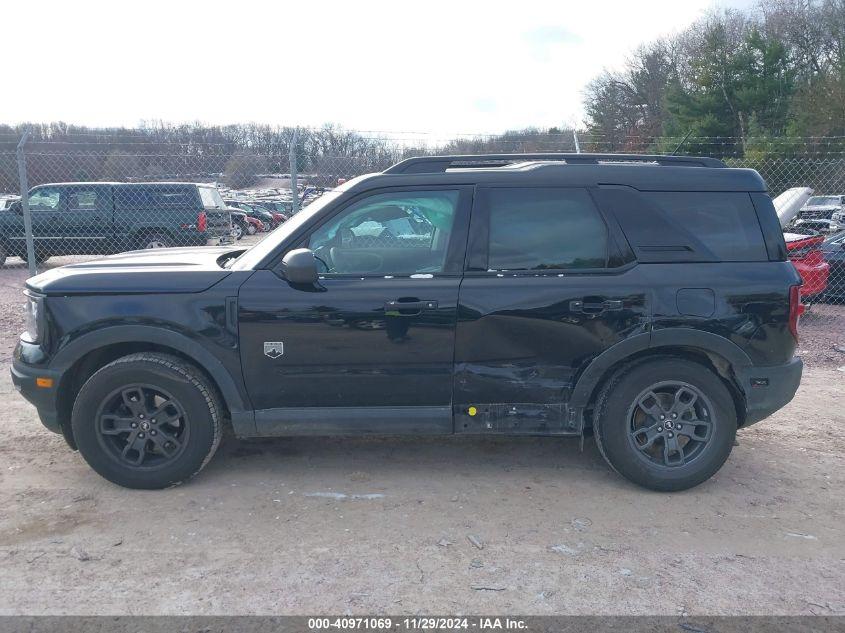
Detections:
0,252,843,615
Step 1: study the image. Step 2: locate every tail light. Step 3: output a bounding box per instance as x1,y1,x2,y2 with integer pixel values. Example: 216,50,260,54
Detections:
197,211,207,232
788,284,805,341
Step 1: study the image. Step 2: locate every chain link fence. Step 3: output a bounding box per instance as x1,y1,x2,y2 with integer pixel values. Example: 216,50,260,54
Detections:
2,132,844,365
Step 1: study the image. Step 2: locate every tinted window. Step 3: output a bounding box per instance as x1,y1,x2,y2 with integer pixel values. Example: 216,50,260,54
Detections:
67,188,100,210
485,188,608,271
644,192,767,261
115,185,197,210
308,190,460,275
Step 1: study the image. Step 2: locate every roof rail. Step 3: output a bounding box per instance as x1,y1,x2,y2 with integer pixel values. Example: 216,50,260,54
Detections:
383,153,727,174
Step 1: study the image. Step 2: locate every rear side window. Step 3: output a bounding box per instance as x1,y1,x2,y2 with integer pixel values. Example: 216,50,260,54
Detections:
484,187,608,270
115,185,198,210
643,192,767,261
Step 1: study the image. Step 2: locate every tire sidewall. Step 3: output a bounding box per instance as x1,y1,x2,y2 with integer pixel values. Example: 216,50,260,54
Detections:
597,359,737,491
139,233,172,249
72,359,217,489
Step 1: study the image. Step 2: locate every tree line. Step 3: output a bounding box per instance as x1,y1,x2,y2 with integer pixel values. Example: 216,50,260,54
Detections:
582,0,845,157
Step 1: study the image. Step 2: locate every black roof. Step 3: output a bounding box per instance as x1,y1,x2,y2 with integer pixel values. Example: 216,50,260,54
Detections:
350,153,766,193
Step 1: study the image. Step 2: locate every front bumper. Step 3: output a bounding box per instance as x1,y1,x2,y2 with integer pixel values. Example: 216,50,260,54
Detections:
11,343,63,434
737,357,803,426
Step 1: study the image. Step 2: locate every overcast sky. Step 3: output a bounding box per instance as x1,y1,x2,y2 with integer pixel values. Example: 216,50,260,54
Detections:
6,0,756,138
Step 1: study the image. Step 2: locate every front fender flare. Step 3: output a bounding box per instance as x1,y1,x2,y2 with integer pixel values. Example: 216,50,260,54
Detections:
51,324,254,433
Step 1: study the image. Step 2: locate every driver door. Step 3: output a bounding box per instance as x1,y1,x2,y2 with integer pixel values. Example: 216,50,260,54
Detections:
237,185,473,435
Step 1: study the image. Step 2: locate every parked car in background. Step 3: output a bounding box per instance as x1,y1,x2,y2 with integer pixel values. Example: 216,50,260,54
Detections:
793,195,845,233
784,232,829,300
821,231,845,301
228,209,249,240
0,182,232,266
243,214,264,235
255,200,291,220
0,196,20,211
225,200,274,231
803,195,844,218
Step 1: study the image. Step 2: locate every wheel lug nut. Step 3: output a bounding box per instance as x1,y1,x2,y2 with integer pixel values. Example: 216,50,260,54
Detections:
138,432,145,438
151,430,157,436
138,414,145,419
660,415,665,420
668,432,674,438
658,427,663,432
672,413,678,418
151,419,156,424
131,422,138,428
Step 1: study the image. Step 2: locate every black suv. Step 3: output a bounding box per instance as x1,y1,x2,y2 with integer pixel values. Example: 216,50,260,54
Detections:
0,182,233,265
11,154,803,491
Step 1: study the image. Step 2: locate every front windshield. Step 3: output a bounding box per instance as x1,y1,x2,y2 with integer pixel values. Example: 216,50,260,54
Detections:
231,189,343,270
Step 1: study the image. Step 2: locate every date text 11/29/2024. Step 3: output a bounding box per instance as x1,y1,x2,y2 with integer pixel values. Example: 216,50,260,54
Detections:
308,617,527,630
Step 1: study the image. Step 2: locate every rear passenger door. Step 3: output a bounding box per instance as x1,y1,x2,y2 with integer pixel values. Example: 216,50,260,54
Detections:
453,186,649,434
64,185,112,253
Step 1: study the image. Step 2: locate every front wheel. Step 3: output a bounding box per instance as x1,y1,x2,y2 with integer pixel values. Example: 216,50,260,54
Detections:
71,353,223,489
594,358,737,492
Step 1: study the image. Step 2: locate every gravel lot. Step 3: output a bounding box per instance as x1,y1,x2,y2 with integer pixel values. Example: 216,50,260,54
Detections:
0,250,843,615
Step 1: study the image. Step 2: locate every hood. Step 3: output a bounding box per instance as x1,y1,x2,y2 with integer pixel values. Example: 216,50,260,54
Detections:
773,187,813,228
26,246,242,295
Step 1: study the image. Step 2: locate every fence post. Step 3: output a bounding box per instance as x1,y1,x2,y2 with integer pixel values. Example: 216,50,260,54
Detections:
573,130,581,154
289,128,299,215
15,130,37,277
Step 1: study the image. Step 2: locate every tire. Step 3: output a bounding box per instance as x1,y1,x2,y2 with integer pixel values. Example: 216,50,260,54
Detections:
594,357,737,492
71,353,223,489
232,223,243,240
246,223,257,235
137,232,172,250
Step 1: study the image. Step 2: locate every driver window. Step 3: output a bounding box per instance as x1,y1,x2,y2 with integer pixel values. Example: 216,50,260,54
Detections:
28,187,63,212
308,190,460,275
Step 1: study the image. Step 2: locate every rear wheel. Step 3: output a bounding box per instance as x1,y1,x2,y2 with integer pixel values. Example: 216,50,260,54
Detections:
246,223,257,235
137,232,172,249
71,353,222,489
594,358,737,491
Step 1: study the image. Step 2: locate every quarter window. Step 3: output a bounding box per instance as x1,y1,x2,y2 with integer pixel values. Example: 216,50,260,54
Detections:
484,187,608,271
308,190,460,275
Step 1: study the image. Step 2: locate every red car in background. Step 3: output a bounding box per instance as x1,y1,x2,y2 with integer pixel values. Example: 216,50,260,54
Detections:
784,232,829,300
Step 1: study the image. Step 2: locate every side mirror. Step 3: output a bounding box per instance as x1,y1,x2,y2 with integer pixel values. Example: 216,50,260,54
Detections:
282,248,319,285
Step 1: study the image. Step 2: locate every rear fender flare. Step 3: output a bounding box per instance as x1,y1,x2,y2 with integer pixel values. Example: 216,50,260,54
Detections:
570,329,752,411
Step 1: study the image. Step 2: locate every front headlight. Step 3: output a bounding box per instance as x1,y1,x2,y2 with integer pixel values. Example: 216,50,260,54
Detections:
22,294,42,344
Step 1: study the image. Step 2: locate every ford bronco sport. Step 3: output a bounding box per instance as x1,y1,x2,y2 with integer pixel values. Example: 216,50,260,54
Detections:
0,182,233,265
11,154,804,491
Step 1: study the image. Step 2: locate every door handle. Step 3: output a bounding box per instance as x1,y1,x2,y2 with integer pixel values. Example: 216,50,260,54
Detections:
384,299,438,316
570,299,624,314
